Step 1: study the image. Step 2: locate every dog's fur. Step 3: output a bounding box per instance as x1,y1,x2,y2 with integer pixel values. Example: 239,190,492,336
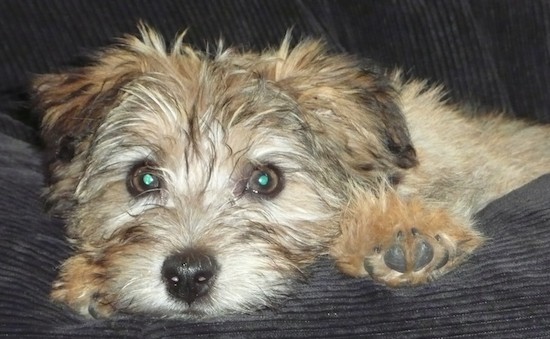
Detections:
34,25,550,318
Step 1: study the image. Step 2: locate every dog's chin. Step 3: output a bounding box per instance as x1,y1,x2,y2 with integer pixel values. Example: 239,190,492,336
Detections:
111,283,289,319
125,296,277,319
114,298,224,319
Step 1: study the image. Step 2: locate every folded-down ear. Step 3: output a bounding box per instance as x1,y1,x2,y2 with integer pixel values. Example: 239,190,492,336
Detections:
358,63,418,170
34,71,129,161
34,24,172,162
33,64,137,215
32,25,168,215
263,39,417,181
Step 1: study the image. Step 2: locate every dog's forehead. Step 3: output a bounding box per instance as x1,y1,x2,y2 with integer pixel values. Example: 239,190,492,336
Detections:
117,52,299,126
99,51,309,153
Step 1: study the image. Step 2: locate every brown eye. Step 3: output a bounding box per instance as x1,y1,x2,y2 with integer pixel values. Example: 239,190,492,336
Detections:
246,165,283,197
127,162,162,196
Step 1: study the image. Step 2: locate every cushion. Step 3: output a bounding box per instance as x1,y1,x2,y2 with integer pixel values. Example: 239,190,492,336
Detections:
1,0,549,337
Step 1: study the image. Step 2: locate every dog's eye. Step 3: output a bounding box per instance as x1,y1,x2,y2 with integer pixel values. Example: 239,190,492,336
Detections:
127,162,162,196
246,165,283,197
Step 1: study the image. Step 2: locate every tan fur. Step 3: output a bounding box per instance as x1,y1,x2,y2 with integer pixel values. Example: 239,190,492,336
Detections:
34,25,550,318
331,188,484,286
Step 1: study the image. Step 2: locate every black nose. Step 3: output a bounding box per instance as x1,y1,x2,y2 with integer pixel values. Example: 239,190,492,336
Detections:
161,249,218,305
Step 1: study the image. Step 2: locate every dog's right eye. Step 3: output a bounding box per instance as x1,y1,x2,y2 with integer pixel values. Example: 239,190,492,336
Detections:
127,162,162,196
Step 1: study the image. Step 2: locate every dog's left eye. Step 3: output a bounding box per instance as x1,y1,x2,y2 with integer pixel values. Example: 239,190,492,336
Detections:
246,165,283,197
127,162,162,196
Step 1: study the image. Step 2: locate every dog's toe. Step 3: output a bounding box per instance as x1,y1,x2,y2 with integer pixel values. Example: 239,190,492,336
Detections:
413,239,434,271
384,244,407,272
87,292,115,319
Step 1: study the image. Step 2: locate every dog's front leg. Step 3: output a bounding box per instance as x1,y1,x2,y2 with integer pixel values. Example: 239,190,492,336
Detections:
51,250,115,318
330,190,484,286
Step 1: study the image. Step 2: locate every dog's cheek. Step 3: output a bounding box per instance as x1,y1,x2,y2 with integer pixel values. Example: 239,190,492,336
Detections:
43,139,91,218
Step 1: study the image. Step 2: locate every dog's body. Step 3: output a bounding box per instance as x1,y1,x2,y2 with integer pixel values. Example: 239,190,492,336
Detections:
34,26,550,318
332,79,550,284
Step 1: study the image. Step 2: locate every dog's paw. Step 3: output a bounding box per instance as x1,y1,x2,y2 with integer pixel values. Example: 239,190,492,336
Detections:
331,191,484,286
363,222,481,286
51,254,115,318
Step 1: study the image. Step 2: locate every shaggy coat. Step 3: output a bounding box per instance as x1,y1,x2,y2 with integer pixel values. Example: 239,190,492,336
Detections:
34,25,550,318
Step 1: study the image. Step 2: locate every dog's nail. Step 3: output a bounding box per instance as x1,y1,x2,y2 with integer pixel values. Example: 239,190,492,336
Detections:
364,260,375,276
88,303,101,319
396,231,404,240
434,250,450,270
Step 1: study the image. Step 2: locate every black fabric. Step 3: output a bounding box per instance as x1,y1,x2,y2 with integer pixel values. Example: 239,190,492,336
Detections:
0,1,549,337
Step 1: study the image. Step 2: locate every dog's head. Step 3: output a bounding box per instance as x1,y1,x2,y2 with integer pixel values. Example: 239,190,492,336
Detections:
34,25,416,317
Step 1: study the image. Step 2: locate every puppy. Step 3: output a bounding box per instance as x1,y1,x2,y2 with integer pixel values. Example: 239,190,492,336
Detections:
34,25,550,318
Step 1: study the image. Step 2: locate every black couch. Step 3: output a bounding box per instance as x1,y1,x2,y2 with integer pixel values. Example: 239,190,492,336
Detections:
1,1,549,337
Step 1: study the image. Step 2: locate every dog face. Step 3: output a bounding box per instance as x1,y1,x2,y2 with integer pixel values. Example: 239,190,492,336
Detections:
35,26,416,317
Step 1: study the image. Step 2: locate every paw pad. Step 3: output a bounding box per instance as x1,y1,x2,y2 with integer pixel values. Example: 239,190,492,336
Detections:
381,228,439,273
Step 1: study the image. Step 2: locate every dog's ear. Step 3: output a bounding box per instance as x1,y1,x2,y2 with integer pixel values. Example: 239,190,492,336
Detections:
34,71,128,162
34,24,168,163
264,39,417,180
33,63,136,215
33,26,167,215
